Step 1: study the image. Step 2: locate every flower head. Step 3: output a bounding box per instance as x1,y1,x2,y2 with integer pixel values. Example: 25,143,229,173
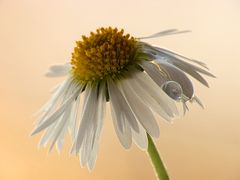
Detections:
32,27,215,170
71,27,138,83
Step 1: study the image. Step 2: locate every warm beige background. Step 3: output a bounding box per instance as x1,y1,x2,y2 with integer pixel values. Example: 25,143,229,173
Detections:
0,0,240,179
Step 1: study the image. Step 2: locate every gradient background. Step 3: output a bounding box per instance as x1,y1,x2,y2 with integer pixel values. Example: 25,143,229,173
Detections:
0,0,240,179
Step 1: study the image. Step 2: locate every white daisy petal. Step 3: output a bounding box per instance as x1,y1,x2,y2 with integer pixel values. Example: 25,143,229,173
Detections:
68,95,81,142
139,29,191,39
35,77,72,119
158,61,195,99
38,121,59,147
81,126,94,167
134,71,179,118
31,86,80,135
81,84,106,168
36,78,79,135
49,102,73,152
132,122,148,150
153,50,215,86
120,79,160,138
108,79,140,133
74,85,96,154
45,63,71,77
165,58,211,87
39,83,79,149
125,74,174,122
108,80,133,149
140,60,167,86
142,42,215,81
56,131,64,152
110,101,132,149
87,85,106,170
153,46,209,69
50,83,80,150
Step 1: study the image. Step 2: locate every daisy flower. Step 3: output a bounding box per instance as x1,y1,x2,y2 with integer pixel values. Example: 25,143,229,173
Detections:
31,27,214,171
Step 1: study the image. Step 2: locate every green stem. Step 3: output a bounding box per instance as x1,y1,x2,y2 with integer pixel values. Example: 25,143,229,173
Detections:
147,134,169,180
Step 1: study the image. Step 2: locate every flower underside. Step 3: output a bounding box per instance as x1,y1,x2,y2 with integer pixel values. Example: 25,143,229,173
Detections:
71,27,141,84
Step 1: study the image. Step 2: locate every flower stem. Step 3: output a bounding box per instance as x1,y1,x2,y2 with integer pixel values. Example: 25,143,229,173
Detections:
147,134,169,180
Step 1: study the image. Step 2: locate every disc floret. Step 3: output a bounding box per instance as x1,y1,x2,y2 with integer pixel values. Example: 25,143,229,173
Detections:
71,27,138,83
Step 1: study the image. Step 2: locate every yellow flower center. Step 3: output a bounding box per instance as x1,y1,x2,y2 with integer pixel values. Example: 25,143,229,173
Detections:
71,27,138,83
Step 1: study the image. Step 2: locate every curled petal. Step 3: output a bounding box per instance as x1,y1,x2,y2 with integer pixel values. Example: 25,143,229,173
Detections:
158,62,194,100
161,81,183,101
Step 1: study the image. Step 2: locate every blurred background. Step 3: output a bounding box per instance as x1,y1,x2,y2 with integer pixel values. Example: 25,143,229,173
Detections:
0,0,240,179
